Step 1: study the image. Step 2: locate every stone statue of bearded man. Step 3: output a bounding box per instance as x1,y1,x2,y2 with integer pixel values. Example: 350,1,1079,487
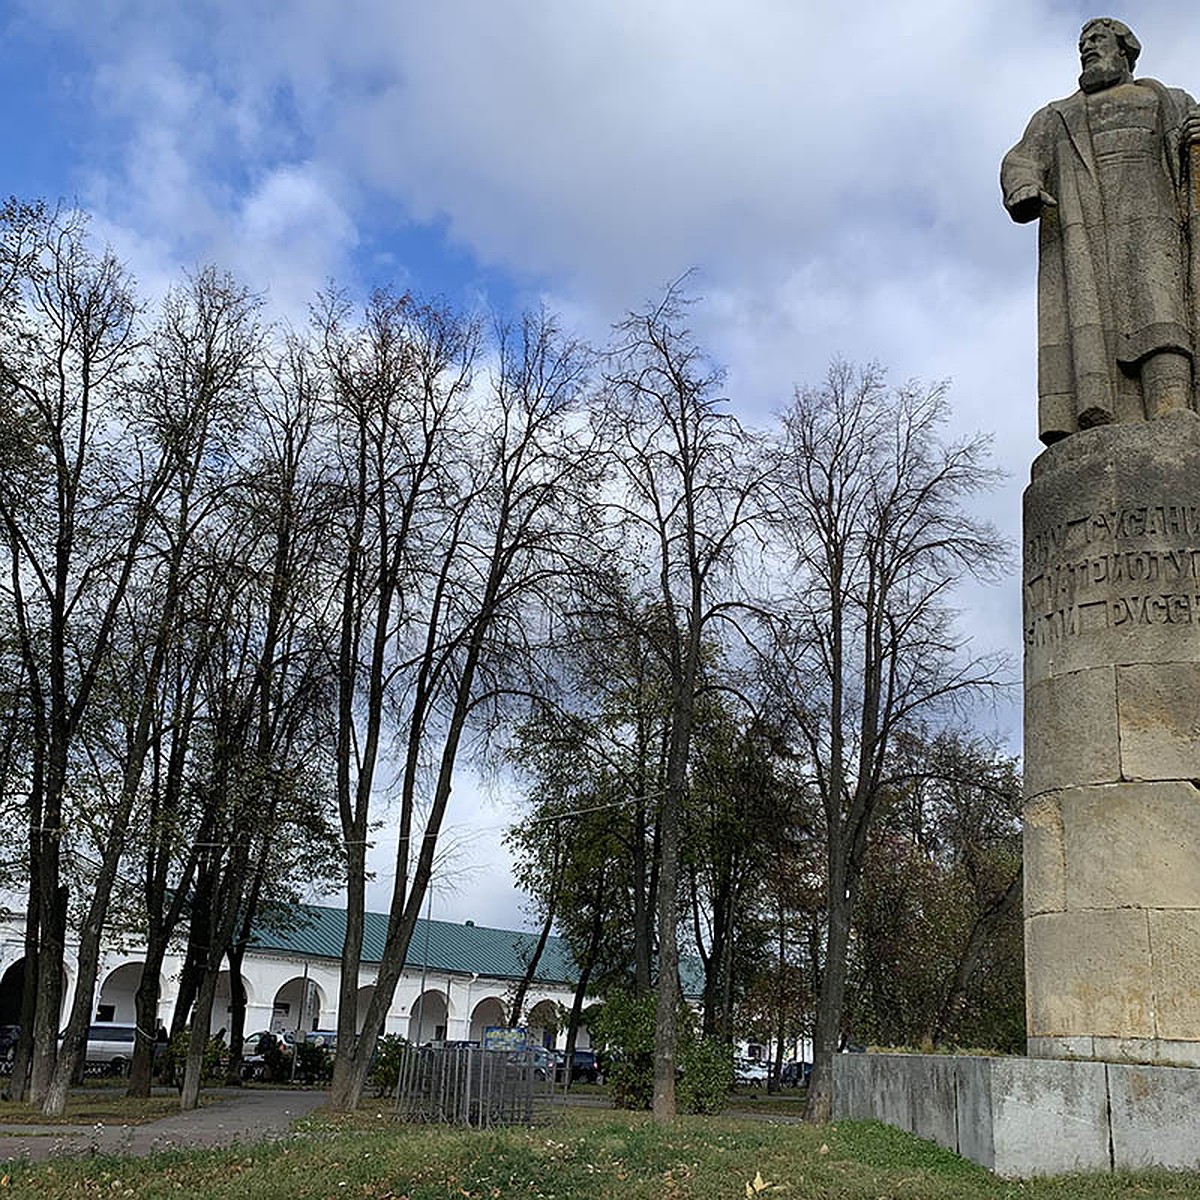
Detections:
1002,17,1200,444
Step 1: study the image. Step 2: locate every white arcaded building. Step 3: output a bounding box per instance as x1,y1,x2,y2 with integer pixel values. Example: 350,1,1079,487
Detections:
0,904,590,1049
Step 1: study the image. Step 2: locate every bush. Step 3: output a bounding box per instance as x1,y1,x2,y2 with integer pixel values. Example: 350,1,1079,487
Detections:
592,991,733,1114
159,1030,226,1086
677,1033,733,1114
591,991,655,1111
294,1040,332,1084
368,1034,409,1096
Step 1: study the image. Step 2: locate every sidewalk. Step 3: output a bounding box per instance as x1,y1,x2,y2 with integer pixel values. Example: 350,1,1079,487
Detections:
0,1087,328,1163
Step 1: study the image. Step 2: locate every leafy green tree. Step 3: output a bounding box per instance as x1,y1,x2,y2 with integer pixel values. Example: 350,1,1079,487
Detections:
848,732,1023,1052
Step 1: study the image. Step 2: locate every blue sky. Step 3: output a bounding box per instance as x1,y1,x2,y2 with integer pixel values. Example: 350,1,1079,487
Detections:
1,0,1194,928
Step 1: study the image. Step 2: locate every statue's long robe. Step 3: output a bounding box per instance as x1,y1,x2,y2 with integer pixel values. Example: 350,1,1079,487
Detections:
1002,79,1196,443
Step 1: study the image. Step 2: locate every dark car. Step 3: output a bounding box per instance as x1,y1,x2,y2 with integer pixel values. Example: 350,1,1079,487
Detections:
780,1060,812,1088
506,1045,556,1080
570,1049,600,1084
0,1024,18,1068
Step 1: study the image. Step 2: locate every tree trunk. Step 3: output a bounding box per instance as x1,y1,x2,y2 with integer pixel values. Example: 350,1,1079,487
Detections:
44,801,140,1114
170,871,214,1038
28,883,66,1106
564,896,604,1090
651,761,684,1123
127,944,167,1097
180,967,221,1111
631,797,653,993
224,945,249,1085
806,868,852,1124
508,890,557,1027
328,845,367,1112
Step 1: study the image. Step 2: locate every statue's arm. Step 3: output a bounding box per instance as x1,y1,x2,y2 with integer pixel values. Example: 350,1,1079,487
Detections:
1001,109,1057,224
1179,89,1200,148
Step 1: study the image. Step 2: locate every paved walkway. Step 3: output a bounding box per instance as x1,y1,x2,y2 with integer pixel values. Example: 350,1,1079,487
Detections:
0,1087,329,1163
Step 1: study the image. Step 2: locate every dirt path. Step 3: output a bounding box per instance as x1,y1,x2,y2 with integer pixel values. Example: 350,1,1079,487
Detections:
0,1087,328,1163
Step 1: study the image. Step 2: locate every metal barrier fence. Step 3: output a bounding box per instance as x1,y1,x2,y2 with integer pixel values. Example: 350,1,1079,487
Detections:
393,1044,555,1127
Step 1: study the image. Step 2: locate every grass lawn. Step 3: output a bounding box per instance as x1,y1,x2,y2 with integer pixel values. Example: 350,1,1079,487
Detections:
5,1106,1200,1198
0,1091,181,1127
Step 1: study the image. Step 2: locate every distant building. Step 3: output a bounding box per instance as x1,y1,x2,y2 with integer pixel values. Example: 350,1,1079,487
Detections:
0,904,591,1050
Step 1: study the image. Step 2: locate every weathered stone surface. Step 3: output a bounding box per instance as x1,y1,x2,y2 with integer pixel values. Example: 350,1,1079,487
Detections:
1022,414,1200,1062
836,1053,958,1151
1027,1034,1095,1060
1029,1033,1200,1067
989,1057,1111,1177
1148,909,1200,1040
1002,18,1200,444
1023,417,1200,688
1108,1063,1200,1169
1024,670,1119,797
1149,1038,1200,1066
832,1053,1200,1177
1117,663,1200,779
953,1056,996,1171
1060,782,1200,910
1022,795,1065,916
1025,910,1153,1038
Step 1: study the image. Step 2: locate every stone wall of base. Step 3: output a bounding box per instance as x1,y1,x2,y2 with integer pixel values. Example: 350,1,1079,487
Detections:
833,1052,1200,1177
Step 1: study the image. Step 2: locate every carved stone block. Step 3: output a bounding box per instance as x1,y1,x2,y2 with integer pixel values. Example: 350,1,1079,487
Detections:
1025,909,1154,1039
1024,670,1119,797
1149,910,1200,1040
1060,782,1200,910
1022,795,1065,916
1117,662,1200,780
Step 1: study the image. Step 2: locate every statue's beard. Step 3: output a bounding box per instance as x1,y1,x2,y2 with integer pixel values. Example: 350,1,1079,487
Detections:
1079,61,1129,93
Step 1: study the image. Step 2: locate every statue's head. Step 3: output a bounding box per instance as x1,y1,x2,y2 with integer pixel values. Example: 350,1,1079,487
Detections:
1079,17,1139,91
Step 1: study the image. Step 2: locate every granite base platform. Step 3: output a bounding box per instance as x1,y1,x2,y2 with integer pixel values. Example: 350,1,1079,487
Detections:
833,1052,1200,1177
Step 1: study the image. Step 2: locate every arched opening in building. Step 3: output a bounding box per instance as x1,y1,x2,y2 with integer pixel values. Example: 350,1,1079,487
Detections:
272,977,324,1036
526,999,558,1049
469,996,507,1042
0,959,25,1025
0,958,68,1026
408,989,448,1044
96,962,155,1024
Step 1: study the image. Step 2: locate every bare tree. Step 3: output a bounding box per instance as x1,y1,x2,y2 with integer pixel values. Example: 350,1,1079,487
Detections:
325,302,593,1111
0,206,183,1109
33,267,263,1113
763,362,1006,1122
597,284,764,1123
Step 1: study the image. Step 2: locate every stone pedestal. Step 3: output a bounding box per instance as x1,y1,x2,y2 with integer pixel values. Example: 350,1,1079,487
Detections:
1023,412,1200,1066
834,1053,1200,1177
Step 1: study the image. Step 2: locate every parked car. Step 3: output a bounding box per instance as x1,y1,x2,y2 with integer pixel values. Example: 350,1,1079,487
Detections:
734,1058,768,1087
570,1048,601,1084
84,1023,138,1075
0,1024,18,1072
507,1045,557,1080
780,1060,812,1088
244,1030,293,1056
240,1029,293,1079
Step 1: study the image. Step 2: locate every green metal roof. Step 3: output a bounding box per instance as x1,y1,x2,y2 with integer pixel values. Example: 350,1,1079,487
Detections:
250,903,705,997
250,904,578,984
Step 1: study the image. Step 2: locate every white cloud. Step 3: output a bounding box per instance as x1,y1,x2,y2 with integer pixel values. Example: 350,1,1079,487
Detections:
16,0,1200,907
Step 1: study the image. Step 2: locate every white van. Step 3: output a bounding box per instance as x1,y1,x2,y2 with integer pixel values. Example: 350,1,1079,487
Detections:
84,1023,138,1075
